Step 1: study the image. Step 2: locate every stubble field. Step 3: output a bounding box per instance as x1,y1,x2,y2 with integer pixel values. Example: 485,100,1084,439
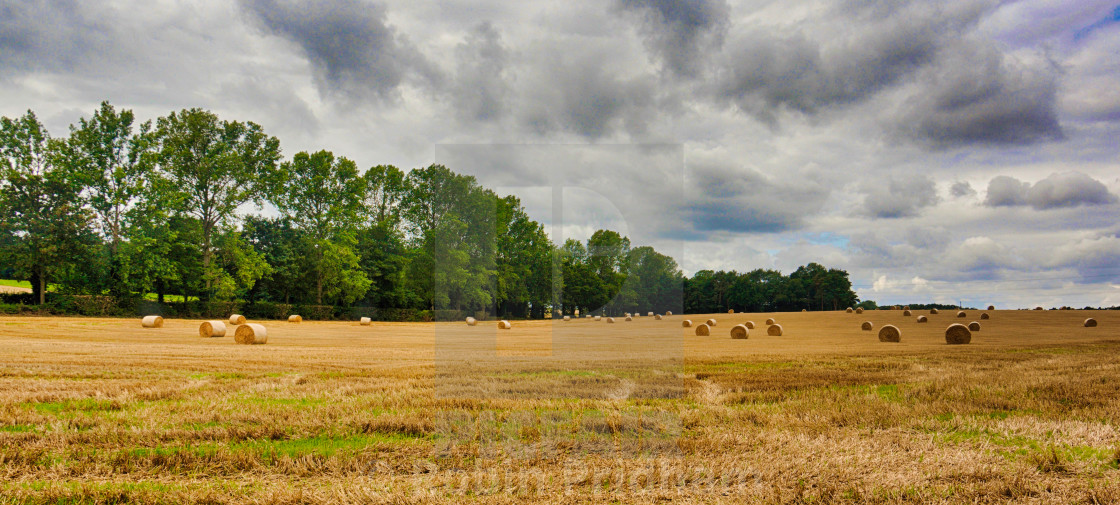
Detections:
0,309,1118,504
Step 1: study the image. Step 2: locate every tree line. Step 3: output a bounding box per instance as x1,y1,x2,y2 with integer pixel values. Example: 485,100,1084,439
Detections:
0,103,862,318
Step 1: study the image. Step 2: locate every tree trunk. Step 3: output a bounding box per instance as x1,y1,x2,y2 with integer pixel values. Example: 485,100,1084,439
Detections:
38,272,46,306
202,222,213,300
157,278,165,304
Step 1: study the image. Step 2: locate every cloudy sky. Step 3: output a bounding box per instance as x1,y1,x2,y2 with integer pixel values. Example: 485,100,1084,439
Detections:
3,0,1119,308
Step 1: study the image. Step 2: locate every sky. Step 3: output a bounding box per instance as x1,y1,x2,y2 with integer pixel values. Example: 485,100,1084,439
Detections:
2,0,1119,309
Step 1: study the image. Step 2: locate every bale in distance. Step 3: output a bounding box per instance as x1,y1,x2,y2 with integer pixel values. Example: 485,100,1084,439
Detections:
730,324,749,339
606,317,615,324
903,310,912,316
498,320,512,329
198,320,226,338
930,309,939,315
765,318,775,325
903,306,910,310
466,317,477,326
682,319,692,328
945,323,972,344
1034,306,1044,310
878,325,901,343
360,317,372,326
744,321,755,329
917,315,928,323
706,318,717,327
968,321,981,331
625,316,633,321
666,311,673,316
845,307,853,313
647,312,654,317
1084,318,1098,327
980,312,990,320
563,315,571,321
234,323,268,345
288,315,302,323
728,309,735,314
861,321,873,331
987,305,995,311
695,324,710,336
802,309,807,312
141,315,164,328
655,314,663,320
767,324,783,336
855,307,864,314
229,314,246,325
625,313,632,318
595,316,602,321
956,311,966,318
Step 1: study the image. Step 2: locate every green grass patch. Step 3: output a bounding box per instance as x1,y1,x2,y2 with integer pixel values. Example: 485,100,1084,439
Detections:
0,424,34,432
187,372,247,380
0,279,31,289
26,398,124,414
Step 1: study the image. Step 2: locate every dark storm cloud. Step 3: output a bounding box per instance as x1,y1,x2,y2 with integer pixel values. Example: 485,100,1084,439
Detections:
0,0,113,73
451,22,510,123
616,0,729,77
678,164,830,235
239,0,442,100
518,50,656,139
861,174,939,218
950,180,977,197
985,172,1117,209
711,2,968,122
898,41,1063,146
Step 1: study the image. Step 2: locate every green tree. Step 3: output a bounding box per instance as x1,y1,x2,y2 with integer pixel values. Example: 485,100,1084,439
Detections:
153,108,280,299
269,150,368,304
0,111,95,304
58,101,154,293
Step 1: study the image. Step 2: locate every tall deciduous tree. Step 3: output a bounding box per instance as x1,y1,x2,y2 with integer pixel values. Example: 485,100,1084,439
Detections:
154,108,280,299
0,111,94,304
270,150,369,304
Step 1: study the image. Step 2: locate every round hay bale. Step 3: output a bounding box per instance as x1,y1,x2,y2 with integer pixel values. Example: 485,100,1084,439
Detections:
695,324,710,336
595,316,602,321
1034,306,1044,310
929,309,939,315
968,321,981,331
903,310,912,316
625,316,633,321
1084,318,1098,327
288,315,302,323
563,315,571,321
945,323,971,345
198,320,226,338
666,311,673,316
706,318,717,326
744,321,755,329
682,319,692,328
767,324,783,336
802,309,807,312
625,313,632,318
655,314,663,320
877,325,901,343
728,309,735,314
466,317,477,326
234,323,267,345
916,315,928,323
903,306,910,310
360,317,372,326
765,318,775,325
846,307,853,313
647,312,654,317
855,307,864,314
606,317,615,324
980,312,990,320
498,320,512,329
987,305,995,310
956,311,966,318
229,314,246,325
861,321,873,331
730,324,749,339
141,315,164,328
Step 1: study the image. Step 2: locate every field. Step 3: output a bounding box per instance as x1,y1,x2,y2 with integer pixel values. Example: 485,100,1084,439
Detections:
1,309,1118,503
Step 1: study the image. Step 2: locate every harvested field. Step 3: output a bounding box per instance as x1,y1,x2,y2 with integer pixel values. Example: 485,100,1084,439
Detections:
0,310,1118,503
